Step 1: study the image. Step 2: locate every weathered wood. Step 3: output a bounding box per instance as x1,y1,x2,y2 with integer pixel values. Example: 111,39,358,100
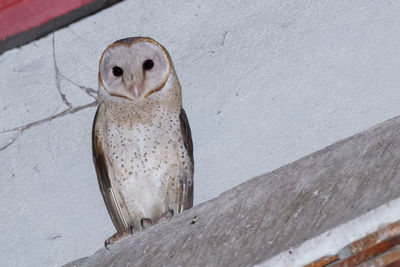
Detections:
308,221,400,266
304,255,339,267
357,246,400,267
347,221,400,255
66,115,400,267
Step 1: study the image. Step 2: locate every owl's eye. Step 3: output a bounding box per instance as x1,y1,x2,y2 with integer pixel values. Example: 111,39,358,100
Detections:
143,59,154,71
112,66,123,77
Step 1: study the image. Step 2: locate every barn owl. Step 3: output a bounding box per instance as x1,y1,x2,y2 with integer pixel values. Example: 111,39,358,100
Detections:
92,37,194,246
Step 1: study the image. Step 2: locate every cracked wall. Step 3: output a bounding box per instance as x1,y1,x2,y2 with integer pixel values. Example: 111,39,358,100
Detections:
2,0,400,266
1,35,98,152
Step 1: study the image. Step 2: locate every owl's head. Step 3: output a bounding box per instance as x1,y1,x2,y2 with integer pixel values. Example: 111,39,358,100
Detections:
99,37,173,101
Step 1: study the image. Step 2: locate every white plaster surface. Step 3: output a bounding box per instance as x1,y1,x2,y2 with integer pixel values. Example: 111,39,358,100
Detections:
1,0,400,266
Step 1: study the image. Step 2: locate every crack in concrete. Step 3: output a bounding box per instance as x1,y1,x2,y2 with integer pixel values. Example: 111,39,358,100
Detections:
59,72,98,99
0,33,101,152
0,101,97,151
52,33,98,99
52,34,72,109
52,33,99,101
0,132,21,152
67,28,95,46
221,31,228,46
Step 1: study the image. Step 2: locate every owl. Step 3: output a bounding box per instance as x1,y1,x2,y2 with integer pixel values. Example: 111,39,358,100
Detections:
92,37,194,246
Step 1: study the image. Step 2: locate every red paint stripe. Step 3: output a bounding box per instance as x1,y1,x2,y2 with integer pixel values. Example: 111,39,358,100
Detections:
0,0,95,41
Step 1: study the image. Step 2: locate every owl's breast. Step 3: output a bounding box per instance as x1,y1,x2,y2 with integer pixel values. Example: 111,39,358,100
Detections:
104,105,183,220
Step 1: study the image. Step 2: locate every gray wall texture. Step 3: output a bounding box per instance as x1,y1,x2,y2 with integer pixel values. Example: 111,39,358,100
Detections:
2,1,400,265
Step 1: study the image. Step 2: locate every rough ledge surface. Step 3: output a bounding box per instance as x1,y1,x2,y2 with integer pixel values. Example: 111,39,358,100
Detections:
66,115,400,266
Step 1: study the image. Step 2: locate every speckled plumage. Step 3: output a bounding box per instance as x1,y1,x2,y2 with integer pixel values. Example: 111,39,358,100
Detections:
92,37,193,242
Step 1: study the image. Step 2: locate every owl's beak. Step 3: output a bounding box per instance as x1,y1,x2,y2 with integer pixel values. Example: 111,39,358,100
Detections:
128,78,145,100
132,86,141,99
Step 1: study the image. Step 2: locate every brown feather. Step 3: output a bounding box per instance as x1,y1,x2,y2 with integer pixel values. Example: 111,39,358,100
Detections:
177,108,194,211
113,37,147,45
92,105,127,232
179,108,194,166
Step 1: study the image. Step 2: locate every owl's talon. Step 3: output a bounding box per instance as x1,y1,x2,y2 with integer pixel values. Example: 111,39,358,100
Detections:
104,230,131,248
104,240,110,250
141,218,153,229
129,224,136,234
159,209,174,223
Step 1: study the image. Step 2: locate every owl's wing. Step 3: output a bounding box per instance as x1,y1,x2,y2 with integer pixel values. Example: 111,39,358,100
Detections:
176,108,194,213
92,104,128,232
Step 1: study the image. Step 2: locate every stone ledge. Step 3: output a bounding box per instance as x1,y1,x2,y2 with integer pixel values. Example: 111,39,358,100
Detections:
66,115,400,266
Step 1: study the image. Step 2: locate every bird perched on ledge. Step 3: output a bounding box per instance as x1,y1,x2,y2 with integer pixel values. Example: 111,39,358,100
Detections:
92,37,194,246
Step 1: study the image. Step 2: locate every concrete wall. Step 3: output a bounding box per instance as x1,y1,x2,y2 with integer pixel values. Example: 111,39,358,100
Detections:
1,1,400,266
